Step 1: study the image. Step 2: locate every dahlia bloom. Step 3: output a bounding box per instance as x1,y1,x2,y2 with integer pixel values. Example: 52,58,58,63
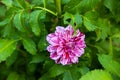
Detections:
46,25,86,65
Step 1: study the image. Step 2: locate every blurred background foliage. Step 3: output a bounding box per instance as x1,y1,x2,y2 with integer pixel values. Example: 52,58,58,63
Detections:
0,0,120,80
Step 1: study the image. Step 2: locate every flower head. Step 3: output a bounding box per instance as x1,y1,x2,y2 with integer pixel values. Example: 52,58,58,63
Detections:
46,25,86,65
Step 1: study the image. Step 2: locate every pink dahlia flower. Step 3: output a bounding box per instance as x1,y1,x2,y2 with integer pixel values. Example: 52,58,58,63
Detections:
46,25,86,65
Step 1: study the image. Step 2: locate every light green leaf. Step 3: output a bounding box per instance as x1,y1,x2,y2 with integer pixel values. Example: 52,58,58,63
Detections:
83,11,98,31
22,38,36,55
63,71,73,80
64,12,82,27
13,12,25,32
74,13,82,26
79,70,113,80
96,18,110,41
98,54,120,77
13,0,30,9
64,0,100,13
0,39,17,62
1,0,13,8
29,10,43,36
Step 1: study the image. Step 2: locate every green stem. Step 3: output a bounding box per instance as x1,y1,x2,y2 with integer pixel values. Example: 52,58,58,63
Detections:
109,37,113,56
34,7,57,16
43,0,46,8
54,0,61,16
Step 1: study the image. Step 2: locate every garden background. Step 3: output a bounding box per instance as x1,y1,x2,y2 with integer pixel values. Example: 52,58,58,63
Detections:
0,0,120,80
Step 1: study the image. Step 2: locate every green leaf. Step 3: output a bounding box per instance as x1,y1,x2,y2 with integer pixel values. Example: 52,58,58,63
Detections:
83,11,98,31
6,51,18,67
29,10,43,36
98,54,120,77
0,39,17,62
74,13,82,26
13,0,30,9
64,0,100,13
13,12,25,32
7,72,19,80
38,36,48,51
79,70,113,80
96,18,110,41
64,12,82,27
1,0,13,8
22,38,36,55
63,71,73,80
48,64,65,77
104,0,120,22
30,54,45,63
0,18,10,27
2,23,12,37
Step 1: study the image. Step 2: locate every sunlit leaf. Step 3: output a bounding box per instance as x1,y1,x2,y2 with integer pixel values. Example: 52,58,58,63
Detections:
83,11,98,31
1,0,13,8
98,54,120,77
0,39,17,62
79,70,112,80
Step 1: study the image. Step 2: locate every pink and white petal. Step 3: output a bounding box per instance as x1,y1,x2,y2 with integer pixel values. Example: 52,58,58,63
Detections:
47,45,57,52
50,52,60,60
49,36,59,45
73,48,84,57
46,33,56,42
71,57,78,63
60,58,68,65
57,47,64,56
55,26,65,33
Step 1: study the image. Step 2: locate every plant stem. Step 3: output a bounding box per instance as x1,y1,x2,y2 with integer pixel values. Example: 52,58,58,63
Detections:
34,7,57,16
109,37,113,56
54,0,61,16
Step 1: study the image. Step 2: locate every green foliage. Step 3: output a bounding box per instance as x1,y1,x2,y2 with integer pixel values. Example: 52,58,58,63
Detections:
0,39,17,62
0,0,120,80
98,54,120,77
79,70,113,80
22,38,37,55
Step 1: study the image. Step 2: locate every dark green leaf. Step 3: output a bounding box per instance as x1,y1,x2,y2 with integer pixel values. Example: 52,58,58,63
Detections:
7,72,19,80
22,38,37,55
6,51,18,67
79,70,112,80
0,18,10,27
104,0,120,22
0,39,17,62
2,23,12,37
30,54,45,63
13,12,25,32
38,36,48,51
48,64,65,78
63,71,73,80
98,54,120,77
